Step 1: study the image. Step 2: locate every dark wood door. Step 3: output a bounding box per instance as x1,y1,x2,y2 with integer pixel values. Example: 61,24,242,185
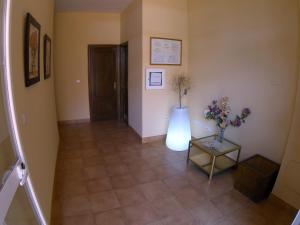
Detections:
88,46,118,121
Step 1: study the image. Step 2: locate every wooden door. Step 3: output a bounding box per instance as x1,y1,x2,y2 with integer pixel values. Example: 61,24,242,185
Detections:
88,46,118,121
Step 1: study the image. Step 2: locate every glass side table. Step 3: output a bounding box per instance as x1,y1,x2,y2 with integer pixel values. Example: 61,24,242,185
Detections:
187,135,241,180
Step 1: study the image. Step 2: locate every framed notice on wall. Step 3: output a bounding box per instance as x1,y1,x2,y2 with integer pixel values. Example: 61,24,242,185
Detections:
150,37,182,65
146,68,165,90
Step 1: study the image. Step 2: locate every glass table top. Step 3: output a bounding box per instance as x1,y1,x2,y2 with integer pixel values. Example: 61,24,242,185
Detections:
191,135,241,156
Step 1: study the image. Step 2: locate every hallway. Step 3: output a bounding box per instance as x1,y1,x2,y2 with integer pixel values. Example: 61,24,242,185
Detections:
51,122,296,225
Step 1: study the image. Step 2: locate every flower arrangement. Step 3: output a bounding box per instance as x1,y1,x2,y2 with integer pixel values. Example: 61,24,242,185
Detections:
173,75,190,108
204,97,251,141
230,108,251,127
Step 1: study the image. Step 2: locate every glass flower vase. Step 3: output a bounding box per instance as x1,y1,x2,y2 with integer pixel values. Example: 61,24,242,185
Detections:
217,127,226,143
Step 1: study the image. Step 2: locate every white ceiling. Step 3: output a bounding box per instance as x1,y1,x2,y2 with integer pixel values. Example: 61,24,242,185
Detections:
55,0,134,13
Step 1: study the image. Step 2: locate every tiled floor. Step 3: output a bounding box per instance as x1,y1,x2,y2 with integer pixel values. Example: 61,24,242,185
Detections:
51,121,297,225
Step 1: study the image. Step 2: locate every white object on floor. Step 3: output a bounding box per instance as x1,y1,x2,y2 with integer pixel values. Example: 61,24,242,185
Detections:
166,107,191,151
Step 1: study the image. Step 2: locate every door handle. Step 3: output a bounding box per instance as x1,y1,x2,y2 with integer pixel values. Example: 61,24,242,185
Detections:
113,81,117,90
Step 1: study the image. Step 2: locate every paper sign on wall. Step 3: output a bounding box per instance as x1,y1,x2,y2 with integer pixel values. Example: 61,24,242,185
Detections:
146,68,165,90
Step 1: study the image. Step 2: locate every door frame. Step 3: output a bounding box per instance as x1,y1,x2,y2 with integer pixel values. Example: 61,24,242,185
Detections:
1,0,47,224
88,45,121,121
292,211,300,225
119,42,128,124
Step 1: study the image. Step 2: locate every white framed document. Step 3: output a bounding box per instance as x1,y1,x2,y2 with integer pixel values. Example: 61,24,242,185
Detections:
150,37,182,65
146,68,165,90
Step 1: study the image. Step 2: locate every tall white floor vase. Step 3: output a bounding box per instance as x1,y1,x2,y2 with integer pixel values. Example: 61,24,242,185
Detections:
166,107,191,151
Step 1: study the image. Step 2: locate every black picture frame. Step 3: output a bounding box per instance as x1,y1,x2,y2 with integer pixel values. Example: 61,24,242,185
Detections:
43,34,51,79
149,72,163,86
24,13,41,87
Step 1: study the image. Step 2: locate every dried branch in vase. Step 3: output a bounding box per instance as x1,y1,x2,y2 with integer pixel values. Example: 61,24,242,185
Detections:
172,74,190,108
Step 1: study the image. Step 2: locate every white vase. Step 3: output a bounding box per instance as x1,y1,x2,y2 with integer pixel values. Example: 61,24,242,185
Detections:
166,107,191,151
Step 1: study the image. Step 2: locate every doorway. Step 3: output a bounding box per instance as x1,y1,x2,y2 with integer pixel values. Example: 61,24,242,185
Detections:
88,44,128,123
88,45,118,121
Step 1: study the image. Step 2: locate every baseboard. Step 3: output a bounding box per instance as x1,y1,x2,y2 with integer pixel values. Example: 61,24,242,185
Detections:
58,118,90,125
57,120,165,144
142,134,166,144
127,125,143,143
269,194,298,212
127,126,166,144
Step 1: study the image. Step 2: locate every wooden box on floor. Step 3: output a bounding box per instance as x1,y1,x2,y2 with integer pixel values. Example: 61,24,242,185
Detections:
234,154,280,203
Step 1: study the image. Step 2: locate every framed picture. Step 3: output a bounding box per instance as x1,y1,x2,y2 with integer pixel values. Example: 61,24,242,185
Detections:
146,68,165,90
43,34,51,79
150,37,182,65
24,13,41,87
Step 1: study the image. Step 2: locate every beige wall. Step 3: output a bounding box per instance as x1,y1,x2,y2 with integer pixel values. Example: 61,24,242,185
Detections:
0,78,14,194
10,0,59,222
274,75,300,208
121,0,143,135
142,0,189,138
273,0,300,209
54,12,121,121
0,79,8,142
187,0,299,163
54,0,188,137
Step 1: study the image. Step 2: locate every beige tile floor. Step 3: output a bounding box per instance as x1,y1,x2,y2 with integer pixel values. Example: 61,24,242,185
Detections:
51,121,297,225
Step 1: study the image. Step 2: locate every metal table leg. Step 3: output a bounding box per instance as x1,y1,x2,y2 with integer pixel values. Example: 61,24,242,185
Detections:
209,156,216,180
186,141,191,164
236,148,241,168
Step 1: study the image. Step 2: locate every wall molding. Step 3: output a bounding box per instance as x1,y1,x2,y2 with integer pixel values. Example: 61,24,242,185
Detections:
58,118,90,125
127,126,143,143
142,134,166,144
57,120,166,145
